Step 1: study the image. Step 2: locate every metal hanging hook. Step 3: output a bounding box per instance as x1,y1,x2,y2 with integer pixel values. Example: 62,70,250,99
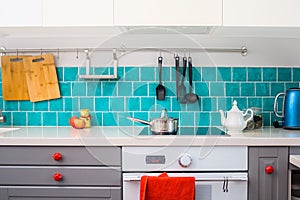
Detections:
57,48,60,59
40,49,43,59
16,49,18,58
76,48,79,59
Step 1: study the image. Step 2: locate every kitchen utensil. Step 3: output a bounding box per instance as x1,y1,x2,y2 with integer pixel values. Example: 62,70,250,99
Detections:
274,88,300,129
184,57,199,103
175,55,180,100
1,56,30,100
156,56,165,100
23,54,61,102
178,56,187,104
127,109,178,135
219,100,254,134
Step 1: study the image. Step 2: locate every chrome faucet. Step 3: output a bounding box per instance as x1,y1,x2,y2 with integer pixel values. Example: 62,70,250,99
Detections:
0,110,5,123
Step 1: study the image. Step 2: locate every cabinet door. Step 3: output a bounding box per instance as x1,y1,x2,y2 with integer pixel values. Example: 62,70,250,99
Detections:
0,187,121,200
223,0,300,26
0,146,121,166
42,0,113,26
248,147,288,200
114,0,222,26
0,0,42,26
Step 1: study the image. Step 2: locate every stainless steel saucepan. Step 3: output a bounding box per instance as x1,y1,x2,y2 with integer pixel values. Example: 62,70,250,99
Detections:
127,109,178,135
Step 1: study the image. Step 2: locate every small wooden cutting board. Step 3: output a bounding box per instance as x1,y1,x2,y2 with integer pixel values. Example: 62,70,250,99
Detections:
1,56,30,100
23,54,61,102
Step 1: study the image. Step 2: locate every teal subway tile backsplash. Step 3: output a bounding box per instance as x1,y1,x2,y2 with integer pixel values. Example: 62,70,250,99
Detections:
247,67,262,81
202,67,216,81
43,112,57,126
232,67,246,81
263,68,276,81
278,68,291,81
133,82,148,96
210,83,224,96
0,66,299,127
217,67,231,81
118,82,132,96
141,67,155,81
226,83,240,96
95,97,109,111
28,112,42,126
293,68,300,81
64,67,78,81
241,83,255,96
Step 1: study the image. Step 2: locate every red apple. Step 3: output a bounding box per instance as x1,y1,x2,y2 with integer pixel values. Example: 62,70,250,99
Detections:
73,118,86,129
69,116,79,128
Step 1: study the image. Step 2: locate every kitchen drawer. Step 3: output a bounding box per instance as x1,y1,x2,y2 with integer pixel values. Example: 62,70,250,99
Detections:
0,166,121,186
0,186,121,200
0,146,121,166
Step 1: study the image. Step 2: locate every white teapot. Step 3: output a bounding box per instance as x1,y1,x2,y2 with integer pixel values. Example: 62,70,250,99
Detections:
219,100,254,134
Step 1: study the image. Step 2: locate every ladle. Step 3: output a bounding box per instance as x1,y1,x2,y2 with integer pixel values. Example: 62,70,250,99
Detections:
184,57,199,103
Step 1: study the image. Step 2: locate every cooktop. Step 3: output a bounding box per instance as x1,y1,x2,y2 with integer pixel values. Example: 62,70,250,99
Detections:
138,126,228,136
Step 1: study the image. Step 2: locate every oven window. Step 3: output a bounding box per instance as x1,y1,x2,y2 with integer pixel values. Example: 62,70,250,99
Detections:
292,171,300,198
196,185,212,200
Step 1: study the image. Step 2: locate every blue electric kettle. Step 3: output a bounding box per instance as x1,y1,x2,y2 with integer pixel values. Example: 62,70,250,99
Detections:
274,88,300,129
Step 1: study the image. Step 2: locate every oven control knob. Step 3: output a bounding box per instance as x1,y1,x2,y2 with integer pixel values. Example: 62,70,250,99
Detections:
178,153,192,168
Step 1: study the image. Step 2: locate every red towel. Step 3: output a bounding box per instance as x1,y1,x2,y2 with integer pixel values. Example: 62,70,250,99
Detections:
140,172,195,200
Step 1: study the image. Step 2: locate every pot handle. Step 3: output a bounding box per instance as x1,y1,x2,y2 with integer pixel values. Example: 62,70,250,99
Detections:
126,117,151,125
273,92,285,118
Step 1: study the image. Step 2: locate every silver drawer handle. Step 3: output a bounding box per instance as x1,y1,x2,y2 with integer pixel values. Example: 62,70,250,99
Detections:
123,176,247,182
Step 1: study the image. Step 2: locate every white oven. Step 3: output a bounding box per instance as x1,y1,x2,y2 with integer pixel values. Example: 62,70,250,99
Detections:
122,146,248,200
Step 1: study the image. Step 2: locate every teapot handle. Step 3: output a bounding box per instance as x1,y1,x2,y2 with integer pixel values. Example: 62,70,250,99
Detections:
243,109,254,124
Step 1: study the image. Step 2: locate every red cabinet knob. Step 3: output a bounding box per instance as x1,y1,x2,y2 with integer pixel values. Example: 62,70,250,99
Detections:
53,173,63,181
265,165,274,174
53,152,62,161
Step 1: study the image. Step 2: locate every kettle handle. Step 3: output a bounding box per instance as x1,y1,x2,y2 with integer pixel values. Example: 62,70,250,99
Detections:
274,92,285,118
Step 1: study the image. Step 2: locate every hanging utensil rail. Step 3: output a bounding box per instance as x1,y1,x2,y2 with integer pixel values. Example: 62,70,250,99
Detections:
0,46,247,55
0,46,247,80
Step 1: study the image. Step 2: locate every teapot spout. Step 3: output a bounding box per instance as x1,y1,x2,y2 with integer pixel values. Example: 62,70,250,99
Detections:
219,110,226,126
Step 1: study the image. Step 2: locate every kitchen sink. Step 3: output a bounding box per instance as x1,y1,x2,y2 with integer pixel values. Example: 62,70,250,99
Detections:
138,126,228,136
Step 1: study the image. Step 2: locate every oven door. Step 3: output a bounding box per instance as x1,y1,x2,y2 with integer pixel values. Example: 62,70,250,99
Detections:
123,172,247,200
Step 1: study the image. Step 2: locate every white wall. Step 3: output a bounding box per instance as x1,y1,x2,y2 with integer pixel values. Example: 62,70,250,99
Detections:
1,27,300,67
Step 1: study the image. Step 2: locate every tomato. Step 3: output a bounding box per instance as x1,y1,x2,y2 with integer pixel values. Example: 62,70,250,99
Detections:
69,116,79,128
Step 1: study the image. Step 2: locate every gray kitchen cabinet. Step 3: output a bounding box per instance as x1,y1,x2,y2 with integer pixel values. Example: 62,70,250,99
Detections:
248,147,289,200
0,146,122,200
0,187,121,200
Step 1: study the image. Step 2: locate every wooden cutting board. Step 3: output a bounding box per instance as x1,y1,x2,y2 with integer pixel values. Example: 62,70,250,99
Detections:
1,56,30,100
23,54,61,102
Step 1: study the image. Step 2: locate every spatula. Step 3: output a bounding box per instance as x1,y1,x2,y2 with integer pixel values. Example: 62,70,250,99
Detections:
156,56,165,100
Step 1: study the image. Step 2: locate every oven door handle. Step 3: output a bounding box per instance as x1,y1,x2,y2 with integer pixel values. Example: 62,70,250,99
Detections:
123,176,248,182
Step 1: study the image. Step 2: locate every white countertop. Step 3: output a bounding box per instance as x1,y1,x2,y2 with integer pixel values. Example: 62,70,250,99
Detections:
1,126,300,146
